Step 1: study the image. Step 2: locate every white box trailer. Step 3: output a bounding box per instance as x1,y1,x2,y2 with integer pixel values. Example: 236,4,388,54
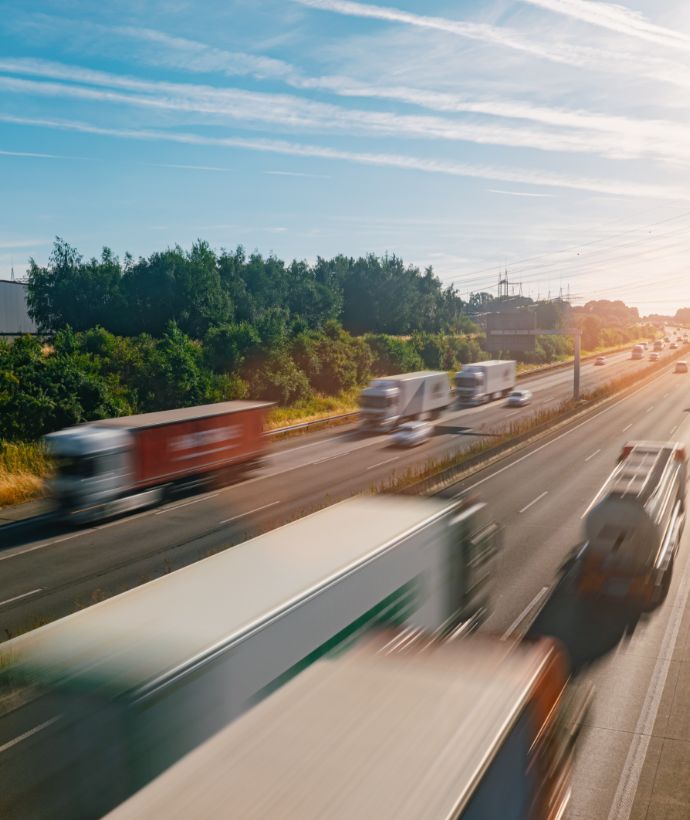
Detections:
455,360,517,406
358,370,451,431
1,495,499,819
108,632,583,820
577,441,687,608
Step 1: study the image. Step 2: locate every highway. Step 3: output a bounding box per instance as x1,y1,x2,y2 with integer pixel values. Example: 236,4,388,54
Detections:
0,341,689,817
0,344,676,640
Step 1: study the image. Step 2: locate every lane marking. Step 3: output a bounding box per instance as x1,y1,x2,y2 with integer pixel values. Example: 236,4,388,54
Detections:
459,365,673,499
646,405,654,413
0,588,42,608
671,424,678,435
502,586,550,640
606,546,690,820
585,448,601,462
0,357,675,564
220,500,280,524
519,490,548,514
366,456,400,471
622,423,633,432
664,392,670,398
154,493,219,516
0,717,60,755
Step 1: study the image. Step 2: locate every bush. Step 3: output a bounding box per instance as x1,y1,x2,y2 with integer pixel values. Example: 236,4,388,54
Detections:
365,334,424,375
247,352,312,405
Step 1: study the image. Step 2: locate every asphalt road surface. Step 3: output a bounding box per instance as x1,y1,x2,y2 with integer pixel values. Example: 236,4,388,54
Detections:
0,344,680,639
0,341,689,818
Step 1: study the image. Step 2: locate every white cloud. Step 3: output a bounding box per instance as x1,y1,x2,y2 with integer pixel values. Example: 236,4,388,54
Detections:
522,0,690,51
7,60,690,165
2,111,689,202
294,0,584,64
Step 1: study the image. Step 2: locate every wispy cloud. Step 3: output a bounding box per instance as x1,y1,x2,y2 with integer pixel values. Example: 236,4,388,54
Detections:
2,111,688,202
522,0,690,51
294,0,585,64
0,147,67,159
0,65,645,160
488,189,555,198
6,59,690,165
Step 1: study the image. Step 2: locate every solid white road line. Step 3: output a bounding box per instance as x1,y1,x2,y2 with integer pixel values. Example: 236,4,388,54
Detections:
671,424,678,435
585,448,601,462
154,493,219,515
0,588,42,608
0,717,60,756
366,456,399,471
606,548,690,820
220,500,280,524
519,490,548,514
459,366,671,499
501,586,550,640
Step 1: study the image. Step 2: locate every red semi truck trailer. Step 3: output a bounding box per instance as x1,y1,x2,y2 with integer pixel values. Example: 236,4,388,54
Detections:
45,401,272,523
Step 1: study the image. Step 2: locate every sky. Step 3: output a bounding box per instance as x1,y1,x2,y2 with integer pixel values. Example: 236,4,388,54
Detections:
1,0,690,316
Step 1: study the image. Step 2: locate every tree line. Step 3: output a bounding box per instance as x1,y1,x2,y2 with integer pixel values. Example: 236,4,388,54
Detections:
0,240,654,442
26,238,477,338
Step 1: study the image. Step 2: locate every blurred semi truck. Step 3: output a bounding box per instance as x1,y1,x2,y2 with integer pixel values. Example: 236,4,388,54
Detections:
358,371,451,432
455,360,516,406
108,631,589,820
0,494,500,818
577,440,686,609
44,400,272,523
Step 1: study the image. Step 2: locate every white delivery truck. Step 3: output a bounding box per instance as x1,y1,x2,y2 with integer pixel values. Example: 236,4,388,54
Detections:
455,360,517,406
1,495,500,819
358,370,451,432
577,441,687,609
108,632,586,820
631,344,644,360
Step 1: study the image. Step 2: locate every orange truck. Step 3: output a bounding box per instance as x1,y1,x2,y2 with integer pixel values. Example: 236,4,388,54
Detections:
107,631,589,820
44,400,272,523
577,440,686,609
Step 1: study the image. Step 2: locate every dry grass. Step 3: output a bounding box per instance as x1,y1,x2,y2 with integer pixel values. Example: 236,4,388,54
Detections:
0,441,52,508
266,388,362,430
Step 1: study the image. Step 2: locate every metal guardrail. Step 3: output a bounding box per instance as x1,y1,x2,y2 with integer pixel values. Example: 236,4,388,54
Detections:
267,342,652,437
267,411,360,436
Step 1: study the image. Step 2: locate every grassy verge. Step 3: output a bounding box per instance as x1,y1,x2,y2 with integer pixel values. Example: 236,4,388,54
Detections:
0,442,52,509
265,388,361,430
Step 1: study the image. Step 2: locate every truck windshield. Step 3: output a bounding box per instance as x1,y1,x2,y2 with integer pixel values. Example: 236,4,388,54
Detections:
456,373,481,388
360,395,393,409
54,455,96,479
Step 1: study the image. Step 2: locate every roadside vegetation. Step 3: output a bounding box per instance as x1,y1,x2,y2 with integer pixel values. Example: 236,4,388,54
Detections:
0,237,660,506
0,442,51,508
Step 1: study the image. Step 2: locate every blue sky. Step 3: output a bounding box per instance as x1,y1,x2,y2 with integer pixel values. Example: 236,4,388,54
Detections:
1,0,690,314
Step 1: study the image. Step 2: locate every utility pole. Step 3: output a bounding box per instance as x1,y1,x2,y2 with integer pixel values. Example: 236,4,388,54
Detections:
573,327,581,401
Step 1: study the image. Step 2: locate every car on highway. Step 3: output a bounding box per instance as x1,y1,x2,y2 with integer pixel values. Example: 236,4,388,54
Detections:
670,342,678,350
505,389,532,407
649,352,660,362
391,420,433,447
675,361,688,373
595,356,606,366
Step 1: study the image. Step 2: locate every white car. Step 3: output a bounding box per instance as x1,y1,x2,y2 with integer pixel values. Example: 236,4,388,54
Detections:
595,356,606,366
391,421,433,447
506,389,532,407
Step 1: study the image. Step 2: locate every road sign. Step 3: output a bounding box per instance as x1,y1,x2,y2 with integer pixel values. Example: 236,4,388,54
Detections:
485,311,537,352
